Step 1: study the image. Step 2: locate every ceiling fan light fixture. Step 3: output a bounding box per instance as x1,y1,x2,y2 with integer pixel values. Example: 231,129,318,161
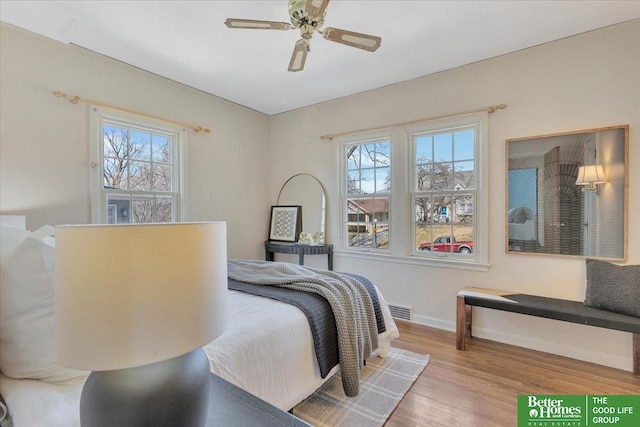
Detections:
289,1,326,30
225,0,382,71
300,24,315,39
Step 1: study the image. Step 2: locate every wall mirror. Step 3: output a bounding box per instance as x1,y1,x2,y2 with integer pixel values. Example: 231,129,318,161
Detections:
506,125,628,260
277,174,327,243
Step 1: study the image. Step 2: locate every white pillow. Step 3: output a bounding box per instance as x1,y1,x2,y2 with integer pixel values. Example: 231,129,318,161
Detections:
0,227,88,385
0,224,30,263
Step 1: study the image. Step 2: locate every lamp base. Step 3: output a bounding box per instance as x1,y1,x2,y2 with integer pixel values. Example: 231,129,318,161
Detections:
80,348,210,427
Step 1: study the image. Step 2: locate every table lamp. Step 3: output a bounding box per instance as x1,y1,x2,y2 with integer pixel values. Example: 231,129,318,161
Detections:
54,222,227,427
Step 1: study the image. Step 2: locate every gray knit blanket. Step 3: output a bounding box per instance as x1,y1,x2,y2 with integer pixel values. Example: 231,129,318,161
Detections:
227,259,379,397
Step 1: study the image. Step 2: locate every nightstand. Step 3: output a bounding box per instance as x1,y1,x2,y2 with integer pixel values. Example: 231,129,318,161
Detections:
265,240,333,270
207,373,311,426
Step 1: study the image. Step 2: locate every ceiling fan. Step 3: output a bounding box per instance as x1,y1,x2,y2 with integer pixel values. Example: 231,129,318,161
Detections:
224,0,382,72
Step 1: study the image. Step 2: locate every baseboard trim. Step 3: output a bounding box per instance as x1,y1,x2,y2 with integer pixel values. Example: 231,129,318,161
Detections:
412,314,454,331
408,315,632,372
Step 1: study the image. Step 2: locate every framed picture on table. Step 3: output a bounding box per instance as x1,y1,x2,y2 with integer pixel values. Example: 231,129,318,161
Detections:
268,205,302,242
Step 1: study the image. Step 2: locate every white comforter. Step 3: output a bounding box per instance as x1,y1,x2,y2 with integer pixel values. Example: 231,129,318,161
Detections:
1,287,398,425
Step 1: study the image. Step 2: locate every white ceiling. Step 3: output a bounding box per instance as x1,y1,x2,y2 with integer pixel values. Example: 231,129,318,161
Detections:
2,1,639,115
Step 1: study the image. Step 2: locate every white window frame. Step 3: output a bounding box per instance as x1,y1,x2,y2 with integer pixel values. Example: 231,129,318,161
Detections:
339,135,393,254
336,112,488,270
90,107,188,224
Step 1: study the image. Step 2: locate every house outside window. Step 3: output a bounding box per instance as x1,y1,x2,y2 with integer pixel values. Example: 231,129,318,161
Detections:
411,124,477,260
343,139,391,250
339,112,488,269
90,107,186,224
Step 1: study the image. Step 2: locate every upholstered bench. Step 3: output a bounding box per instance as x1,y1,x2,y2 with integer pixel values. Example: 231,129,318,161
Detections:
456,287,640,375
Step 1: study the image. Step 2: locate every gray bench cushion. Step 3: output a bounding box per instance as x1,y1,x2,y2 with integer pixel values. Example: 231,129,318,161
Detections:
584,259,640,318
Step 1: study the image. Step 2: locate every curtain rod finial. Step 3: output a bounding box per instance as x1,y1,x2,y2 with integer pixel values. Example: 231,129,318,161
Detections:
194,127,212,133
52,91,80,104
488,104,507,113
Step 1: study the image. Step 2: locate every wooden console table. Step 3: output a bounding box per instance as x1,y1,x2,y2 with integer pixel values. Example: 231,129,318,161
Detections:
265,241,333,271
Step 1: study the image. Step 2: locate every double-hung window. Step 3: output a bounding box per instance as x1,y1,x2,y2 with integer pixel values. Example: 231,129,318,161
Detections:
342,138,391,251
411,122,479,261
90,108,186,224
339,112,488,268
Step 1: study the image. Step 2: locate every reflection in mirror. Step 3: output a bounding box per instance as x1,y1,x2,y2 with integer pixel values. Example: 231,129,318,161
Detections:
277,174,327,243
506,125,628,260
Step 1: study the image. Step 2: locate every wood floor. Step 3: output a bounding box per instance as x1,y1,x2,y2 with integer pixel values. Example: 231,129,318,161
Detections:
385,320,640,426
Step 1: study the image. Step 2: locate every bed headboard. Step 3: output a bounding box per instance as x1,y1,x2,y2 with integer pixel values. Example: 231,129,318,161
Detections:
0,215,26,230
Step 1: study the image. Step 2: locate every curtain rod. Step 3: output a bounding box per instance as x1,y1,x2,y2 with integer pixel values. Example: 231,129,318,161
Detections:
320,104,506,140
52,91,212,133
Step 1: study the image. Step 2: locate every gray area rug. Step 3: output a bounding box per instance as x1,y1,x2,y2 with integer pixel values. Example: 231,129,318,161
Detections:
292,348,430,426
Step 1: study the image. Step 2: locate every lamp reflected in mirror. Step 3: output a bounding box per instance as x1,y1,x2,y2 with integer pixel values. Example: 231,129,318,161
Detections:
575,164,607,195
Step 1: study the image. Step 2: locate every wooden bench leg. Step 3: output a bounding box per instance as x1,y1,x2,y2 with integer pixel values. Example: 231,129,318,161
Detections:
456,295,471,350
634,333,639,376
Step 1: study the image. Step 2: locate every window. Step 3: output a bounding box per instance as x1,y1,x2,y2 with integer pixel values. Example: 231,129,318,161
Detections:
90,108,186,224
412,124,478,260
339,113,488,268
343,139,391,250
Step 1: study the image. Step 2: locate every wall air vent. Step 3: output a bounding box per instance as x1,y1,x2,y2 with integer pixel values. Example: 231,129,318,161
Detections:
388,303,413,321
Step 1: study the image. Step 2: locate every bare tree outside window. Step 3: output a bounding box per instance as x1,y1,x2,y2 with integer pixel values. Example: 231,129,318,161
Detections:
102,124,175,223
413,128,476,253
345,140,391,249
339,114,485,264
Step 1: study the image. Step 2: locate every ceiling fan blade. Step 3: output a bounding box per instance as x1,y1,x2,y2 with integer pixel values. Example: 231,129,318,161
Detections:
321,27,381,52
288,39,309,72
224,18,293,30
306,0,330,18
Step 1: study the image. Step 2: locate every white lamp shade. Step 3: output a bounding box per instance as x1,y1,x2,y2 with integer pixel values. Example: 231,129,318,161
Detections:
55,222,227,371
575,164,606,185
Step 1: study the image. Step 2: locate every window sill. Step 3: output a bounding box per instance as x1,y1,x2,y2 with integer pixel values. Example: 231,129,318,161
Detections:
334,249,490,272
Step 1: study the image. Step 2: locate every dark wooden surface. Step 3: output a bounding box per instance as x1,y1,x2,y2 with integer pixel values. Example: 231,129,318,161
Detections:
207,374,310,426
264,240,333,270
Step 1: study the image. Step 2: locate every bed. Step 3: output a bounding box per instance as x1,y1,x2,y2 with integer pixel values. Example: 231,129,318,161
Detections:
0,221,399,426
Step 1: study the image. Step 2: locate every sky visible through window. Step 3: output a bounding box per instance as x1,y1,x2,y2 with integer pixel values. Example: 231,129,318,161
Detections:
348,141,390,195
415,129,474,164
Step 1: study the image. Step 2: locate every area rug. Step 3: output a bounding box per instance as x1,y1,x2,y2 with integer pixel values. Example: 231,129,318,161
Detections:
292,348,430,426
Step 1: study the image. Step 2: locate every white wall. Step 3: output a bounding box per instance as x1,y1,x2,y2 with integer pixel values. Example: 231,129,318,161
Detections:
2,20,638,372
269,21,640,371
0,23,271,260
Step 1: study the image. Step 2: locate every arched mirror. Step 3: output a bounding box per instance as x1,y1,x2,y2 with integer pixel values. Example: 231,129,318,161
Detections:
506,125,628,260
277,174,327,243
